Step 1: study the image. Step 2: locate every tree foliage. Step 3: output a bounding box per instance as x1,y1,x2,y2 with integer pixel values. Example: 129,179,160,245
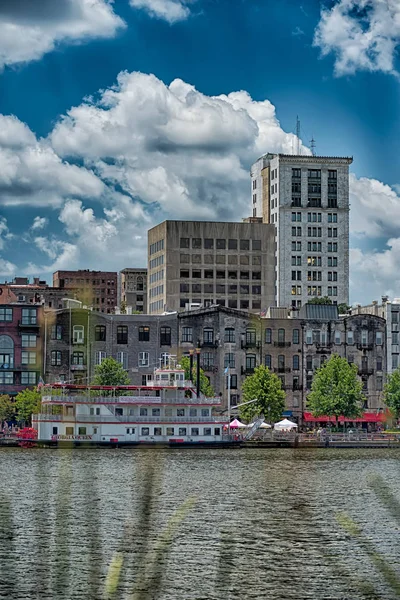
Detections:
0,395,16,422
15,388,42,425
307,354,364,419
179,356,214,397
239,365,285,423
308,297,332,305
383,368,400,418
93,357,131,386
338,303,351,314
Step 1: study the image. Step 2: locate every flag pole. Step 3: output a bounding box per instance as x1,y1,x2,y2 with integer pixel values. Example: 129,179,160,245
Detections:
227,367,231,438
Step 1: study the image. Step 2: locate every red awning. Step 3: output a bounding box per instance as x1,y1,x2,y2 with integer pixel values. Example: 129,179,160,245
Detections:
303,412,386,423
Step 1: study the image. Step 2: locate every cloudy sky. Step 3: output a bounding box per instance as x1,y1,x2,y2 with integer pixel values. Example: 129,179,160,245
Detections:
0,0,399,304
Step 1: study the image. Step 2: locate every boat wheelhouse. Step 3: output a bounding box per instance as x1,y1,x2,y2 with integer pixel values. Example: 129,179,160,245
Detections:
33,365,228,445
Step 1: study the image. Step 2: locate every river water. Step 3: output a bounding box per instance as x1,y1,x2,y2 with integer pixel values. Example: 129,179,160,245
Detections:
0,447,399,600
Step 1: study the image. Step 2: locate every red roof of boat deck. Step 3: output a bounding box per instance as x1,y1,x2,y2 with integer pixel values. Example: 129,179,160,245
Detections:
303,412,386,423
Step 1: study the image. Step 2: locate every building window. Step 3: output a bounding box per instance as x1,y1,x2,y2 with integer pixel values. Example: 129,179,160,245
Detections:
72,351,85,365
138,326,150,342
224,328,235,343
138,352,149,367
347,330,354,345
95,325,106,341
202,352,214,369
265,354,272,369
51,351,62,366
203,328,214,344
22,334,36,348
73,325,84,344
181,327,193,343
117,326,128,344
21,351,35,365
278,355,285,370
0,372,13,384
49,324,62,341
277,329,285,343
376,376,383,391
265,328,272,344
21,308,37,325
224,353,235,368
117,351,128,370
0,308,12,321
21,371,37,385
376,331,383,345
160,326,171,346
204,238,214,249
180,238,190,248
293,355,299,370
292,329,299,344
246,354,256,370
240,240,250,251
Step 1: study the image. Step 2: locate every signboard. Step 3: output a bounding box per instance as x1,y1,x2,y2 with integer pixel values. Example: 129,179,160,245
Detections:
51,435,93,441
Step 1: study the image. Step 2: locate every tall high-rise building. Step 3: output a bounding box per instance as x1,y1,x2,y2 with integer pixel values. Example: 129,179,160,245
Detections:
147,220,276,314
250,153,353,308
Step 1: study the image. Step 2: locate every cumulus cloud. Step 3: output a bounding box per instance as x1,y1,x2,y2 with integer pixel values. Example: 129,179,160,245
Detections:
0,114,105,207
31,216,49,231
0,0,125,70
129,0,194,23
314,0,400,76
51,71,309,221
350,173,400,238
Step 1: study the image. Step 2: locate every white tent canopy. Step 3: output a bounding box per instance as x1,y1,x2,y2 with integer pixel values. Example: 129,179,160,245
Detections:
248,421,272,429
274,418,298,431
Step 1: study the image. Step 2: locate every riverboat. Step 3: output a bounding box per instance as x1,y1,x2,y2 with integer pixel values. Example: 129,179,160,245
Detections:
33,364,230,447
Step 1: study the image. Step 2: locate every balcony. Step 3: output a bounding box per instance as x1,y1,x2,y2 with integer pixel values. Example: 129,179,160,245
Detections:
292,385,302,391
70,364,87,371
42,394,221,405
201,365,219,374
273,367,291,373
34,414,226,424
241,340,261,349
199,341,219,348
273,341,291,348
315,343,332,354
357,344,374,351
358,367,374,376
241,366,255,375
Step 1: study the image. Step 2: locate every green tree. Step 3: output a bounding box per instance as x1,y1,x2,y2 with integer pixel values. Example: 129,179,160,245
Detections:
308,296,332,305
239,365,285,423
93,357,131,386
119,301,127,314
15,388,41,425
0,395,16,422
383,368,400,418
338,303,351,314
179,356,214,397
307,354,364,422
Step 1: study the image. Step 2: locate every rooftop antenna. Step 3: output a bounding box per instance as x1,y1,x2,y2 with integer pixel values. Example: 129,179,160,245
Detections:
296,116,301,155
310,136,316,156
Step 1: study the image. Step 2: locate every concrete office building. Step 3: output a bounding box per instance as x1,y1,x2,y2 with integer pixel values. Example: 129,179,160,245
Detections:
147,220,276,315
250,153,352,308
119,268,147,313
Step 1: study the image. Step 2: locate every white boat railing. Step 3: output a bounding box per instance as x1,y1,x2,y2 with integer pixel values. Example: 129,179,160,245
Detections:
34,414,227,424
41,394,221,405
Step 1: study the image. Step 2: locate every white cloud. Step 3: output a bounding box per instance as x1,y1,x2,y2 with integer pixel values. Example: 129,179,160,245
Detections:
0,0,125,70
0,216,13,250
51,71,309,221
350,173,400,238
0,257,16,276
31,216,49,231
129,0,193,23
0,114,105,207
314,0,400,76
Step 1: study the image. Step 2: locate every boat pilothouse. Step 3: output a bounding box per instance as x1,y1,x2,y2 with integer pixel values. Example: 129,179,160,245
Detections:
33,362,228,445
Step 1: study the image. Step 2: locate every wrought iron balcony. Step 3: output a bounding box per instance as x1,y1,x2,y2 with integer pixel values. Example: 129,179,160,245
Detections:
241,340,261,349
199,340,219,348
241,366,255,375
357,344,374,351
18,319,40,329
273,367,291,373
358,367,374,376
273,341,291,347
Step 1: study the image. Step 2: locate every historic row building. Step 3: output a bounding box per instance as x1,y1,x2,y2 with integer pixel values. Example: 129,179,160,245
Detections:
38,304,386,425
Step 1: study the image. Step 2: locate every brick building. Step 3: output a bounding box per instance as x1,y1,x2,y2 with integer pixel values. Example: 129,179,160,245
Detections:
118,268,147,313
0,277,78,309
53,270,118,313
0,294,44,395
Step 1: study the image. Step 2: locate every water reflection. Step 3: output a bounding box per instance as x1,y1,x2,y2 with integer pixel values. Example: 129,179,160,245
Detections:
0,448,399,599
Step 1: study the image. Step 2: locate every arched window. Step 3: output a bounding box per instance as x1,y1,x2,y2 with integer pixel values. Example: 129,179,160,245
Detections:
265,328,272,344
246,328,256,345
293,355,300,370
306,355,313,371
73,325,84,344
278,355,285,370
265,354,272,369
246,354,256,370
224,328,235,343
0,335,14,368
137,276,144,291
278,328,285,343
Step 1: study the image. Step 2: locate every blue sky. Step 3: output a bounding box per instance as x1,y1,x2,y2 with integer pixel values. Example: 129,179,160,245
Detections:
0,0,399,303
